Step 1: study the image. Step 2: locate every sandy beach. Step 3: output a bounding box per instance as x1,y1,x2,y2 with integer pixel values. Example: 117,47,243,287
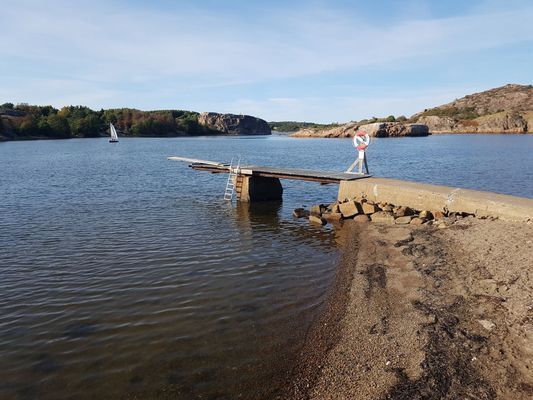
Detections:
280,217,532,399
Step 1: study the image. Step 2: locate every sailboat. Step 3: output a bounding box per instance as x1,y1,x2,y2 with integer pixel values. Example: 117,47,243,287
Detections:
109,123,119,143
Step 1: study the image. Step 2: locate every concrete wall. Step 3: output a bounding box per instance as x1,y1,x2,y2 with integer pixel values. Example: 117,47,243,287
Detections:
238,175,283,202
338,177,533,222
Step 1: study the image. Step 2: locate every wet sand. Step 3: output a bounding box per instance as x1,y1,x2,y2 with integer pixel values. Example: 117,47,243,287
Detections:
280,218,533,399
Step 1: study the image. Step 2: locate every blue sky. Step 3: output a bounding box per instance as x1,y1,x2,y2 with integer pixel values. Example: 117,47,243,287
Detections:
1,0,532,122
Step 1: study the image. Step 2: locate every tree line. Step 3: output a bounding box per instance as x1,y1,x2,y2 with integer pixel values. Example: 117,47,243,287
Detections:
0,103,217,140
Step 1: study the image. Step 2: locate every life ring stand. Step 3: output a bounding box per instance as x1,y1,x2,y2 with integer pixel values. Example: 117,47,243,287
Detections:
353,130,370,150
345,130,370,174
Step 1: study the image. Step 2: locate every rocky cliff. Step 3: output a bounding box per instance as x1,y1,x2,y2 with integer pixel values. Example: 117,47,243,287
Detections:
290,84,532,138
412,84,533,133
291,122,428,138
198,112,271,135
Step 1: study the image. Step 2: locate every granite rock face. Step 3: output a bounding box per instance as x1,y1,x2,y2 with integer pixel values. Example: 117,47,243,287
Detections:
416,84,533,116
291,122,428,138
413,84,533,133
358,122,429,137
198,112,271,135
418,112,528,133
416,116,456,133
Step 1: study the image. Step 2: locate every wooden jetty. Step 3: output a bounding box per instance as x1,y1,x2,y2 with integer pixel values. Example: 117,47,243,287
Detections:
168,156,370,201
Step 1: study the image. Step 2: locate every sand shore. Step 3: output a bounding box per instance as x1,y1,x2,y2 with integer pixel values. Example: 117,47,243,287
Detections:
279,218,532,399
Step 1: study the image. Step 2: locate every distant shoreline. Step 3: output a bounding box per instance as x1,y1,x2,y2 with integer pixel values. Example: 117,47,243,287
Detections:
2,131,532,143
288,130,532,138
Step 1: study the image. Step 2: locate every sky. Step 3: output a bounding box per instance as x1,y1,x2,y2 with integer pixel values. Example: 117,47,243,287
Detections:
1,0,532,123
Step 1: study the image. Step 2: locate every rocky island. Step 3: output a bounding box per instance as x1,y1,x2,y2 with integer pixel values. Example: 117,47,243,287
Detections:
285,84,533,138
291,121,429,138
198,112,271,135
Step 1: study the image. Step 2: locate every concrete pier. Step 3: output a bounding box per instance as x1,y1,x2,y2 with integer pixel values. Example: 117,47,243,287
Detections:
338,177,533,222
167,157,532,221
237,176,283,202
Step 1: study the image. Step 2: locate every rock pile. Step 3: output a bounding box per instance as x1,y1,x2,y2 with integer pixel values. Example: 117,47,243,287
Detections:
294,197,475,228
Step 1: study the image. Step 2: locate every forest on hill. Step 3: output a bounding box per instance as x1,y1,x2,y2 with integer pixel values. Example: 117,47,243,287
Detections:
0,103,217,140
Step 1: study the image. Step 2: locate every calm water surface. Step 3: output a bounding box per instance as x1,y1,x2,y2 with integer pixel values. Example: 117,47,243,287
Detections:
1,134,532,399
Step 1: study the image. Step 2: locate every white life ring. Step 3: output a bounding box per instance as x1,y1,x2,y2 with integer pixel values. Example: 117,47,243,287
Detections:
353,131,370,150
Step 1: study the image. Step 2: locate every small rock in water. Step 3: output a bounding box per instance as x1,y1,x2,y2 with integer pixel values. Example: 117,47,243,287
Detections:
293,208,309,218
370,211,395,224
309,215,327,225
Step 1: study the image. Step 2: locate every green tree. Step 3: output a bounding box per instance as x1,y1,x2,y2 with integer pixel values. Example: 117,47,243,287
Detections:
385,115,396,122
18,116,39,136
47,114,70,138
79,114,102,137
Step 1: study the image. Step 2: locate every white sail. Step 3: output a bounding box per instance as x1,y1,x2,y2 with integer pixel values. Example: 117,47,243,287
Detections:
109,123,119,141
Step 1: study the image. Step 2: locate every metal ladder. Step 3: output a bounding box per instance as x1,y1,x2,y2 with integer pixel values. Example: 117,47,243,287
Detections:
224,156,241,201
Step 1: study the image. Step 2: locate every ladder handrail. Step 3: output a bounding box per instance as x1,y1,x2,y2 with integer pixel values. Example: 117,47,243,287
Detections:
224,156,241,201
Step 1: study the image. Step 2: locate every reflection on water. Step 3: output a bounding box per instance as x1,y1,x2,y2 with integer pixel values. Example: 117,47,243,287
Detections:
0,134,531,399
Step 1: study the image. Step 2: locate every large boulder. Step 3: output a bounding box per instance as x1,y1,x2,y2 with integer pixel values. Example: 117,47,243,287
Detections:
198,112,271,135
416,116,456,133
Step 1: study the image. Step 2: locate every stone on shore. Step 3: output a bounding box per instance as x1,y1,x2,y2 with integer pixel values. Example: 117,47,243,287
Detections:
330,203,341,213
410,217,426,225
419,210,434,220
395,206,414,217
370,211,395,224
478,319,496,331
395,216,414,225
433,211,445,220
309,215,327,225
323,212,343,222
353,214,370,223
339,201,362,218
310,205,322,215
381,204,393,212
362,202,380,214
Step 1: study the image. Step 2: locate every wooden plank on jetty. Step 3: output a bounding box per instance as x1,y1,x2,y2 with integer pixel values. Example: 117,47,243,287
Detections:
168,156,370,184
167,156,227,167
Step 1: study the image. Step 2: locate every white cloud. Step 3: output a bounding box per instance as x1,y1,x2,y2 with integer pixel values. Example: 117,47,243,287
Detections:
0,0,532,119
2,1,532,81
